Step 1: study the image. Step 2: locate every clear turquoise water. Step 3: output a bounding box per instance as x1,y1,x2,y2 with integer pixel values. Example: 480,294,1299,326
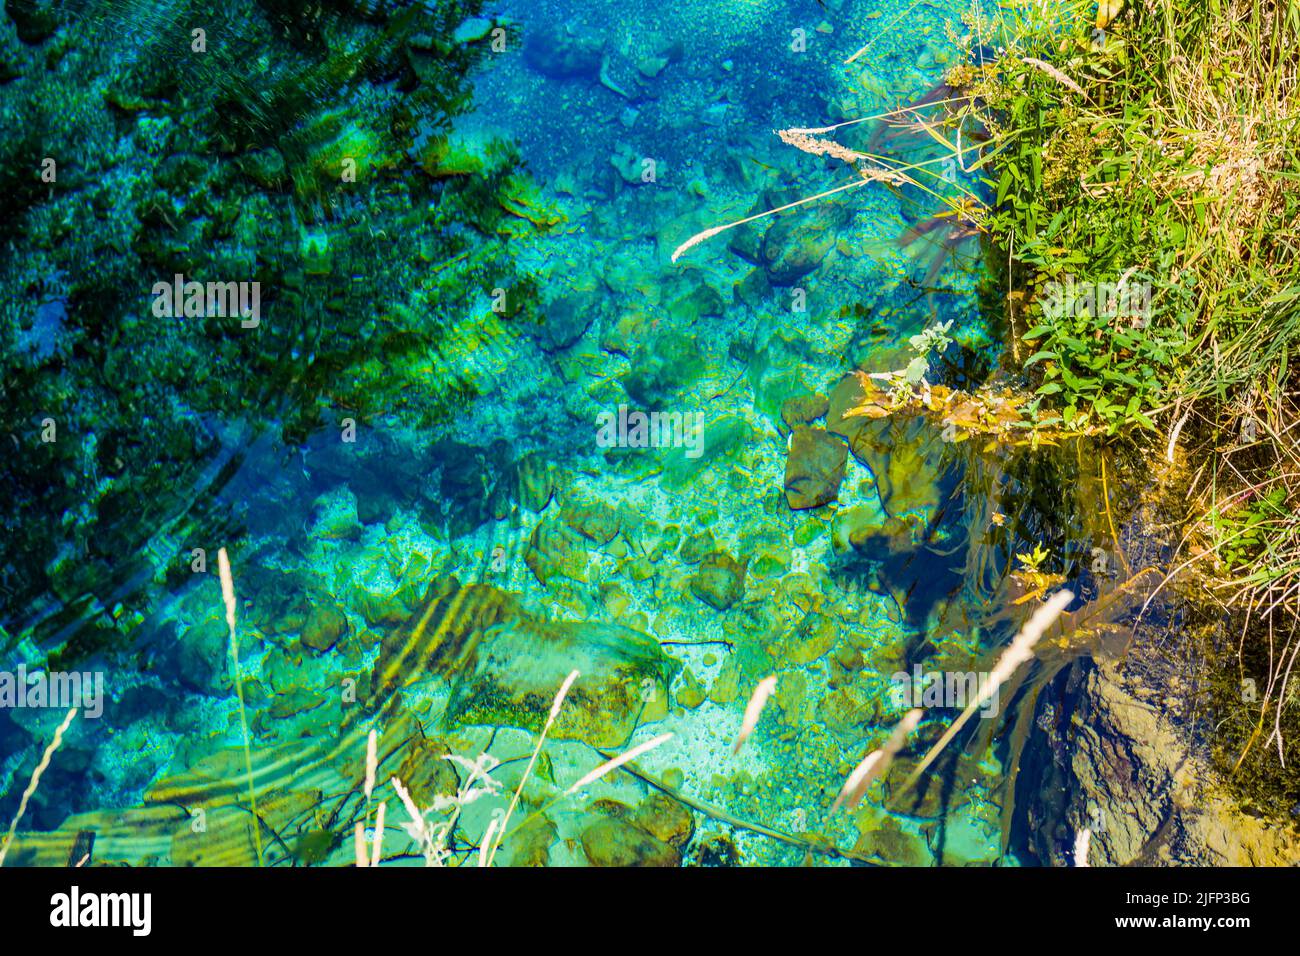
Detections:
1,0,1035,867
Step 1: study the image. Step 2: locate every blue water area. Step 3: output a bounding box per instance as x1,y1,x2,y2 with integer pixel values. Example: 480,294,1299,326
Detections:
0,0,1029,867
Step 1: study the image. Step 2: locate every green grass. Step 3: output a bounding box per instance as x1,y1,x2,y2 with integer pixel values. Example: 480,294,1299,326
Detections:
949,1,1297,427
942,0,1300,810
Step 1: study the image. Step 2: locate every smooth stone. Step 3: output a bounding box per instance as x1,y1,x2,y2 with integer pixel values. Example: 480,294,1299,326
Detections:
580,818,679,867
300,604,348,653
690,551,747,611
784,425,848,510
452,17,492,43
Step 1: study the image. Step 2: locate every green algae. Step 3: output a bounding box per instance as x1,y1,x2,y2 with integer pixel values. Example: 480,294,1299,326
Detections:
0,0,542,655
445,619,680,747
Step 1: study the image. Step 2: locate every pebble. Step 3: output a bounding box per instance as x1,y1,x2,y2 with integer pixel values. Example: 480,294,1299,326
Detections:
452,18,493,44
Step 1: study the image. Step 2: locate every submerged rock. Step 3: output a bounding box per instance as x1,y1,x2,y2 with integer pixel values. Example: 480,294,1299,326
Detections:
853,816,933,866
174,617,230,696
578,796,689,866
832,507,923,557
932,815,1001,866
561,497,621,545
452,17,493,44
676,668,706,709
678,530,716,565
523,25,603,79
727,222,764,266
781,392,830,431
667,283,725,324
610,142,647,185
300,604,348,653
734,266,772,310
512,452,556,512
784,425,847,510
310,487,363,542
427,439,515,537
599,312,653,357
395,733,459,807
690,551,747,611
770,611,837,665
373,579,677,746
694,832,740,866
372,579,525,703
622,329,705,406
509,814,558,867
530,292,596,353
633,793,695,849
815,682,882,742
636,53,670,78
760,208,844,286
524,516,588,585
581,817,679,867
353,584,418,629
828,374,945,517
445,618,678,747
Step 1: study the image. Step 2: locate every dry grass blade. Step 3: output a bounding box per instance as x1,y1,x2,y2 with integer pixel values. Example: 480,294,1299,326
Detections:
369,800,386,867
389,775,428,852
776,127,868,164
363,728,378,802
671,179,870,262
217,547,237,633
0,706,77,867
217,546,263,867
390,777,420,823
894,589,1075,800
1074,827,1091,867
479,815,499,868
548,669,580,722
566,733,674,794
1020,57,1089,99
832,709,922,811
733,676,778,755
354,822,367,868
483,668,580,867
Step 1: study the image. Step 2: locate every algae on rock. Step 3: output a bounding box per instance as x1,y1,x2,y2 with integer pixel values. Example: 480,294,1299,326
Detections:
445,618,678,747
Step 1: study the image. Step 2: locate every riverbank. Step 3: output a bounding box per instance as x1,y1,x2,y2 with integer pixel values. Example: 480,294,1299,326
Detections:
958,0,1300,821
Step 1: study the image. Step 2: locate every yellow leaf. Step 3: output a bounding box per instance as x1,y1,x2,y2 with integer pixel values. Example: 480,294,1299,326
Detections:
1097,0,1123,29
